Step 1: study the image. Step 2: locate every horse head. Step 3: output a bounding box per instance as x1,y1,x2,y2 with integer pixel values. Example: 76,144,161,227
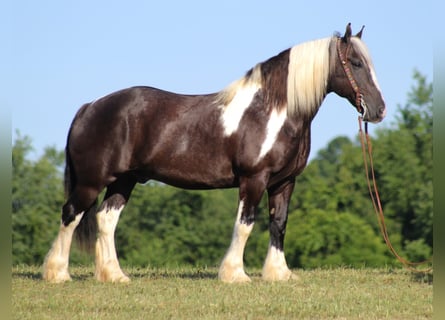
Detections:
329,23,386,123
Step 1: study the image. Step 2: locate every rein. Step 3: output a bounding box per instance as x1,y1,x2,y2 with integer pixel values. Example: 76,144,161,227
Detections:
336,37,432,273
358,117,432,273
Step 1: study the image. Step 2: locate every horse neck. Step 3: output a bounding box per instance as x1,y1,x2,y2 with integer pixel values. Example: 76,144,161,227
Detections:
286,37,334,120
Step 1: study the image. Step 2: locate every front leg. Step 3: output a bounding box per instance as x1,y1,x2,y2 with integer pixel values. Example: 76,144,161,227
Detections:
219,174,268,283
262,179,298,281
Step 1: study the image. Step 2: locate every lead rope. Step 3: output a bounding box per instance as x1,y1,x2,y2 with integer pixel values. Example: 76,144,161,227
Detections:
358,116,432,273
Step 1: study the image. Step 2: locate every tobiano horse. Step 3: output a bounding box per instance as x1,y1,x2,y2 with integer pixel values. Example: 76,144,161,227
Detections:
43,24,385,283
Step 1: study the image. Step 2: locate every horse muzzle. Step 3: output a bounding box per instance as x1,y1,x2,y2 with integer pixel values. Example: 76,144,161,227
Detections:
360,97,386,124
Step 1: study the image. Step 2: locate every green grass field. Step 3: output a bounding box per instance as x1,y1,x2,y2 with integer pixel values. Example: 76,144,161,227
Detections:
12,265,432,319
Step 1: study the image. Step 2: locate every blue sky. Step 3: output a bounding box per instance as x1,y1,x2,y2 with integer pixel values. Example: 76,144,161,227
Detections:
5,1,432,161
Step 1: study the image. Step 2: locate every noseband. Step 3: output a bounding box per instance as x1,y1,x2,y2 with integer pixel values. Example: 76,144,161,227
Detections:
336,38,367,118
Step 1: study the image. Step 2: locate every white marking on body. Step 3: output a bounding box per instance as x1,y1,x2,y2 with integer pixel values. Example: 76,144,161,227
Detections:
262,242,297,281
43,212,84,283
219,200,254,283
257,108,287,161
95,205,129,282
220,83,261,136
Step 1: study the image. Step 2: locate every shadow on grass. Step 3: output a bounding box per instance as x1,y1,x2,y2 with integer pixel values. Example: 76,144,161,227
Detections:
12,270,41,280
382,266,433,285
12,266,219,282
129,267,218,280
12,266,94,282
411,271,433,285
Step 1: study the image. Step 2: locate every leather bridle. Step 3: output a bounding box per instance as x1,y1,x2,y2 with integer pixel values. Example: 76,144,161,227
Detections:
336,37,368,119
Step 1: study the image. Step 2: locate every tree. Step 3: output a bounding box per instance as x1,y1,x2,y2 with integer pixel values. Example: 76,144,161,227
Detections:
284,209,390,268
373,70,432,259
12,133,65,265
116,185,240,267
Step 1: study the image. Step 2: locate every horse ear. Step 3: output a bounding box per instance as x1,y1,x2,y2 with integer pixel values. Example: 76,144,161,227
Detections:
356,25,365,39
342,23,352,43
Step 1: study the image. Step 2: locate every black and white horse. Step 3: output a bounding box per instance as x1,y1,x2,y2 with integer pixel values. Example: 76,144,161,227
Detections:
43,24,385,283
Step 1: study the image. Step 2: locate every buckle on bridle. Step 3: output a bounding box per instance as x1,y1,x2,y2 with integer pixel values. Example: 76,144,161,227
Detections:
357,93,368,119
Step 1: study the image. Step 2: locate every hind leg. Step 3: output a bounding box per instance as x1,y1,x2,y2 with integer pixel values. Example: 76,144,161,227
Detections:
43,186,98,283
95,177,136,282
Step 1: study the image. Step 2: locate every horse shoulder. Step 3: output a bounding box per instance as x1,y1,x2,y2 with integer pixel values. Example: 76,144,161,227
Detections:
264,119,312,182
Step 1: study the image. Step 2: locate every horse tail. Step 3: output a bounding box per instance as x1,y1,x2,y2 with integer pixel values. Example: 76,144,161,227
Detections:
64,106,98,255
64,133,76,199
74,200,98,255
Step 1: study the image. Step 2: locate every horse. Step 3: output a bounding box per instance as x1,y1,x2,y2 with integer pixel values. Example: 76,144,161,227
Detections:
43,23,385,283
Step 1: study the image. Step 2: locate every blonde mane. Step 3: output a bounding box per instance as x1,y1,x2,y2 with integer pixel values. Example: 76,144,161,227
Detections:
287,37,333,117
216,64,262,106
217,37,334,118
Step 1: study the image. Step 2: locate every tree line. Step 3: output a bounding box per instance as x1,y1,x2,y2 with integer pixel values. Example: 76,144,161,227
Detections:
12,70,432,269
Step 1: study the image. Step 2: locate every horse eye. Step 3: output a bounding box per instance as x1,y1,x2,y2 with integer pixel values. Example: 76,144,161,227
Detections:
350,59,363,68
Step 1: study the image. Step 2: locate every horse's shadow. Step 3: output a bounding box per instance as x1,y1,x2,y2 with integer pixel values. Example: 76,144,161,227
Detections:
12,270,42,280
13,267,432,284
130,268,219,280
411,271,433,285
12,268,219,282
12,269,93,282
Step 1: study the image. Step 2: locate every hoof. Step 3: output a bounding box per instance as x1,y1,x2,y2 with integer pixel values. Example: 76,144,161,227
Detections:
96,263,130,283
262,267,299,282
112,274,130,283
96,271,130,283
218,264,251,283
42,266,72,283
42,259,72,283
96,272,130,283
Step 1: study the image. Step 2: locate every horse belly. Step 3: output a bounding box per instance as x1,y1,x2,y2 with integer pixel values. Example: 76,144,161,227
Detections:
135,125,236,189
142,153,237,189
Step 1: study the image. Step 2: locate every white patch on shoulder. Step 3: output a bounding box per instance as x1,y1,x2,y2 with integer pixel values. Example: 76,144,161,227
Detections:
257,108,287,161
220,84,260,136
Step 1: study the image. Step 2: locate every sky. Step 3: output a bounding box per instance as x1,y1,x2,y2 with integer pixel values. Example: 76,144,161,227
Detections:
5,0,432,161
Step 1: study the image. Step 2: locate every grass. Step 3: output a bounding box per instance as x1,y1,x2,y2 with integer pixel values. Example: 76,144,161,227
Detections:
12,265,432,319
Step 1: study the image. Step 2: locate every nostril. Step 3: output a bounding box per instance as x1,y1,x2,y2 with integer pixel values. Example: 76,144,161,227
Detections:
379,106,386,118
